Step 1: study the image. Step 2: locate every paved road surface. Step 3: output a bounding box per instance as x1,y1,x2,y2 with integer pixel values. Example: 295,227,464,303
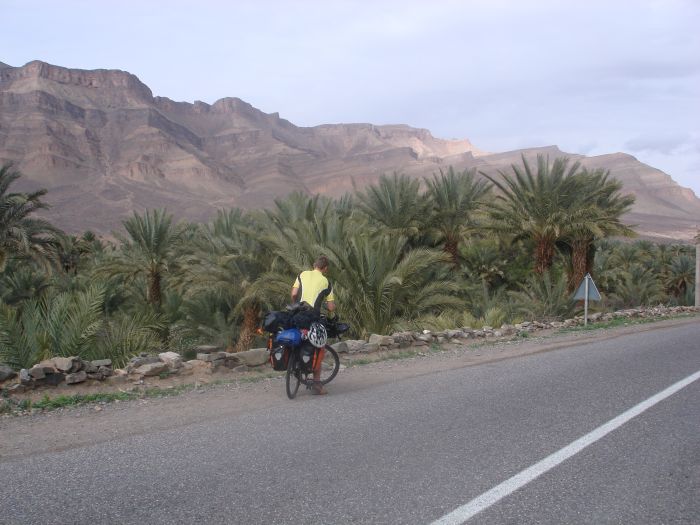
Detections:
1,322,699,524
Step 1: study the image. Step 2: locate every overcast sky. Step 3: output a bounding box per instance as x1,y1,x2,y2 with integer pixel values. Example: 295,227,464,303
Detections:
3,0,699,195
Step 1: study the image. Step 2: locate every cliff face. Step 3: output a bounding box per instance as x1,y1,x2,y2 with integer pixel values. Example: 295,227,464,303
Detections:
1,60,698,240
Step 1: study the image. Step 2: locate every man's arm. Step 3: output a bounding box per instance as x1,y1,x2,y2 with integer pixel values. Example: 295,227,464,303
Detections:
291,286,299,303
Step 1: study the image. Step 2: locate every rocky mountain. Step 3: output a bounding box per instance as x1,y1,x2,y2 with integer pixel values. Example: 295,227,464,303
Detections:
1,60,698,240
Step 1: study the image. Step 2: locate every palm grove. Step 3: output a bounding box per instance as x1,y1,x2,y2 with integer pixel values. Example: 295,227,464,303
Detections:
0,158,696,370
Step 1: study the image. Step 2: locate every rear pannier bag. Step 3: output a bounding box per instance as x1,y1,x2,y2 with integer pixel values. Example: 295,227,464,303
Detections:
270,345,289,371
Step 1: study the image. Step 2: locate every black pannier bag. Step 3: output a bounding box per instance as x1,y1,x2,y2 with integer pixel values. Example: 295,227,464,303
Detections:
269,345,289,371
291,309,320,329
262,311,292,332
298,342,316,372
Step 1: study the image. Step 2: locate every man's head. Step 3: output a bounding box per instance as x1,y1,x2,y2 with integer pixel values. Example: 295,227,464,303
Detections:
313,255,329,273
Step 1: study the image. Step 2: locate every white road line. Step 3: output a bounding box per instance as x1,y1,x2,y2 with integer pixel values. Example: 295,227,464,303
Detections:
430,369,700,525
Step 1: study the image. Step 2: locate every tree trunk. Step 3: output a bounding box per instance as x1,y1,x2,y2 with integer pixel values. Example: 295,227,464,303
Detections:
534,238,555,274
233,304,261,353
147,271,162,308
444,237,460,266
568,239,590,292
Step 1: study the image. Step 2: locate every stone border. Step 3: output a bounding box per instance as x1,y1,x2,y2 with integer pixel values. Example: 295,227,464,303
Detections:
329,305,700,356
0,347,270,395
1,305,697,395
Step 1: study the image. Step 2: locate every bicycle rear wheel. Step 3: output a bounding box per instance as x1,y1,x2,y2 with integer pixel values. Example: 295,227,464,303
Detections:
285,353,301,399
300,345,339,386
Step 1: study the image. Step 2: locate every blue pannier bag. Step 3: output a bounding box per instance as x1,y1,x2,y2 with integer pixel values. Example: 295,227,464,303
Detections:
275,328,302,347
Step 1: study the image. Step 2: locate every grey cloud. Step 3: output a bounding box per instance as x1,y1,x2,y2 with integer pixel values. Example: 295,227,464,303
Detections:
624,133,692,155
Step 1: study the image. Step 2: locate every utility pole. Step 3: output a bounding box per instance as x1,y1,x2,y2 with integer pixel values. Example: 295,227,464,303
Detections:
696,230,700,308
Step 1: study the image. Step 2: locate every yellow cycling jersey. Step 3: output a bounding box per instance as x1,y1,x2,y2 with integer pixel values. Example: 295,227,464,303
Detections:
292,269,335,310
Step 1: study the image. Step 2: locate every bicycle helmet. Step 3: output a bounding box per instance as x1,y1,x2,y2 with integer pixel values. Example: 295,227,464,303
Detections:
307,321,328,348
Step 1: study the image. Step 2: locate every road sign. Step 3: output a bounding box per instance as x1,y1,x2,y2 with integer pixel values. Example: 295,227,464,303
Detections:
573,273,601,301
573,273,601,326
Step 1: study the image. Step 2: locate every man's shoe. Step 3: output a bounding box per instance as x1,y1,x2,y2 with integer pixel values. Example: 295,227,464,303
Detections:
311,382,328,395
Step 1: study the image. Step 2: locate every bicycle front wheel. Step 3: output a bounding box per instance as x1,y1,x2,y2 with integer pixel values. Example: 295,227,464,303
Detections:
285,353,301,399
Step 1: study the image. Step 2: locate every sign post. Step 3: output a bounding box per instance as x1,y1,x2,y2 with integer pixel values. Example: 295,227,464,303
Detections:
695,230,699,308
573,273,602,325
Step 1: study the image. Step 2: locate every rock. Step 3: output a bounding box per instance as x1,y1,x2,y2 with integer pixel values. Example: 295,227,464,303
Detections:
129,355,161,368
84,361,98,374
344,340,366,353
231,365,248,373
39,357,74,372
362,343,380,353
236,348,270,367
135,362,169,377
482,326,493,332
416,334,432,343
446,329,463,339
368,334,394,346
19,369,31,384
331,341,348,354
0,365,16,382
223,355,243,368
70,358,84,373
65,370,87,384
182,360,212,376
98,366,113,377
436,336,446,344
44,372,65,386
91,359,112,368
197,353,216,362
159,351,183,369
500,324,516,336
104,375,127,386
391,331,414,342
29,366,53,380
193,345,221,354
412,340,428,346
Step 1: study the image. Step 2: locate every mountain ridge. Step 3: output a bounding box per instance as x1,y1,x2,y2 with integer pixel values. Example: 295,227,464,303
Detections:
1,60,698,240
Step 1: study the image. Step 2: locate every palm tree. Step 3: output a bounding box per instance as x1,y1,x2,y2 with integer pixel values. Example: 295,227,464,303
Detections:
562,168,635,291
509,271,577,322
483,155,582,274
0,163,61,271
609,264,666,308
354,172,428,241
98,209,187,309
182,209,270,351
0,264,51,306
665,254,695,303
0,286,104,369
325,233,462,336
424,167,491,265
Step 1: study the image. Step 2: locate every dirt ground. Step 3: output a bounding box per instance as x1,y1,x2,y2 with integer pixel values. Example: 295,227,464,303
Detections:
1,316,698,461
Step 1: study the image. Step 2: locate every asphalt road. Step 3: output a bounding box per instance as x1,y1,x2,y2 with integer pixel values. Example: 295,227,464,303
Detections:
1,322,699,524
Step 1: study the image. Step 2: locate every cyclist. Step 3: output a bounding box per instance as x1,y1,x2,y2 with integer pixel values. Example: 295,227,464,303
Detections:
291,255,336,394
